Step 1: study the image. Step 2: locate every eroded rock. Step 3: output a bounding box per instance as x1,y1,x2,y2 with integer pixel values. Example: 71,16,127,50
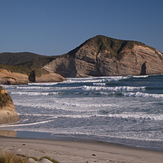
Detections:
0,86,20,124
0,68,28,85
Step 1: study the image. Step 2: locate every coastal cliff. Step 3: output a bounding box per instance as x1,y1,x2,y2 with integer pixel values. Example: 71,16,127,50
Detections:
44,35,163,77
1,35,163,82
0,86,20,124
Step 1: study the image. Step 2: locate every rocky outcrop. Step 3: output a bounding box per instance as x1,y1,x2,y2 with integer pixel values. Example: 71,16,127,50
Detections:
36,72,66,82
43,35,163,77
0,69,29,85
29,70,36,82
0,86,20,124
0,68,66,85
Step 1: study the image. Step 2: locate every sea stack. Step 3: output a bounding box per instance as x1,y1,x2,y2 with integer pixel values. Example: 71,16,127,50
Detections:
0,86,20,124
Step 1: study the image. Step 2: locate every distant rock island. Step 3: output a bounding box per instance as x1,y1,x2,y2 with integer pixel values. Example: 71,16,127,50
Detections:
0,35,163,84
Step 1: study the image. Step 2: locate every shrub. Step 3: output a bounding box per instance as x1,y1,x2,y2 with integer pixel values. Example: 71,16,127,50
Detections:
0,152,60,163
0,152,28,163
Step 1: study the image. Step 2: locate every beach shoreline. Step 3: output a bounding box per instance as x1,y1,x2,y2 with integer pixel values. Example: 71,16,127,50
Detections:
0,130,163,163
1,130,163,151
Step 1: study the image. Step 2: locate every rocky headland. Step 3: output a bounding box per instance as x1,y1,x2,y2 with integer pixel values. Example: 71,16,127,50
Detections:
0,86,20,124
0,35,163,84
44,35,163,77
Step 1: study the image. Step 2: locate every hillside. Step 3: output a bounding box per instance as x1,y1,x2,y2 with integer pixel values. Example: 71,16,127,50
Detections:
0,52,43,65
0,53,57,76
44,35,163,77
0,53,65,84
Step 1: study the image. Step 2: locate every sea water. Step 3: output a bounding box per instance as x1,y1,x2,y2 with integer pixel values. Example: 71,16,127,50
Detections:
1,75,163,151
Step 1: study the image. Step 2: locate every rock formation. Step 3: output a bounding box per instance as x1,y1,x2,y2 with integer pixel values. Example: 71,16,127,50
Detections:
0,68,66,85
1,35,163,80
28,70,36,82
0,68,29,85
43,35,163,77
0,86,20,124
36,72,66,82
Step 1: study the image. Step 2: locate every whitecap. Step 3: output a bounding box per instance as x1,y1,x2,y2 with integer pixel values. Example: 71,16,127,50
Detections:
28,82,58,85
124,92,163,98
133,75,149,78
93,83,106,86
16,86,52,90
81,86,145,91
0,119,54,128
11,91,59,96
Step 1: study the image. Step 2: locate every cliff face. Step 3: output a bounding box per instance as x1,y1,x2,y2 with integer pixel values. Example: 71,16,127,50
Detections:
44,35,163,77
0,86,20,124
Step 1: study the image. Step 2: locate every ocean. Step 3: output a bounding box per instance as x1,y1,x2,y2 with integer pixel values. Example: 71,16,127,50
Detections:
1,75,163,151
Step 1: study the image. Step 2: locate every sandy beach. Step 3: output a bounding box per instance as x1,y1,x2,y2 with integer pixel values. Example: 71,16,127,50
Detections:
0,136,163,163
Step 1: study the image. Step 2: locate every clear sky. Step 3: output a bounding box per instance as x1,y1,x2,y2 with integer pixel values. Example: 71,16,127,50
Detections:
0,0,163,56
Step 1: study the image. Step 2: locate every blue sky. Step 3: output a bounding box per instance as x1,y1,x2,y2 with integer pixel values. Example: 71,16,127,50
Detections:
0,0,163,55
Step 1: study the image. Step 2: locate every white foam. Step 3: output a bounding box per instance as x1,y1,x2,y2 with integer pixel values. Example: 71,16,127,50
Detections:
56,101,116,108
11,91,59,96
102,112,163,121
66,76,130,83
82,86,145,91
124,92,163,98
19,113,55,117
67,79,107,83
52,112,163,121
28,82,58,85
1,85,16,89
16,110,163,121
0,119,54,128
93,83,106,86
133,75,149,78
16,86,52,90
15,85,144,93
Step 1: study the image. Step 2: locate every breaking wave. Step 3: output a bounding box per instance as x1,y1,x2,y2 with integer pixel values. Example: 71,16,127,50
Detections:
81,86,145,91
11,91,60,96
123,92,163,98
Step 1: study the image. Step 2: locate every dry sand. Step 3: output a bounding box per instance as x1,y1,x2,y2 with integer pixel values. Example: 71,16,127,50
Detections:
0,137,163,163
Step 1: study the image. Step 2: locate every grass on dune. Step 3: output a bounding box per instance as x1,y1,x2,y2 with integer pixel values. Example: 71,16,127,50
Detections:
0,151,60,163
0,152,28,163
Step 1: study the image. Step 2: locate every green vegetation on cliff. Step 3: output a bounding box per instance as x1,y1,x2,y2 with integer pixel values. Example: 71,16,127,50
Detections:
68,35,146,60
0,56,57,76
